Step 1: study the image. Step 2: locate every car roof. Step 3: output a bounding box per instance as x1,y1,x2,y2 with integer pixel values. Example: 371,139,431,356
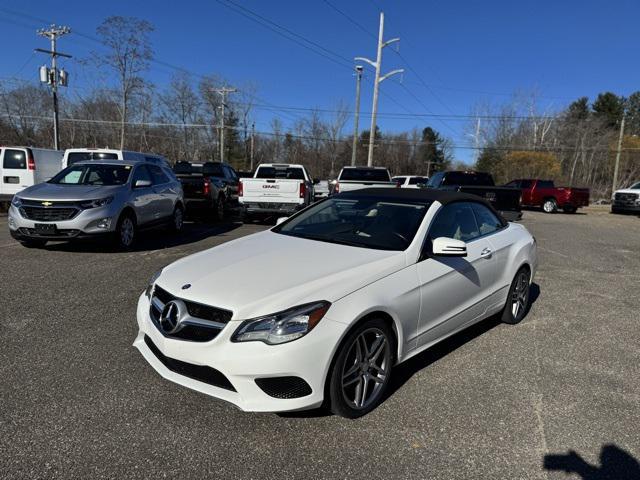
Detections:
71,160,139,167
337,187,496,207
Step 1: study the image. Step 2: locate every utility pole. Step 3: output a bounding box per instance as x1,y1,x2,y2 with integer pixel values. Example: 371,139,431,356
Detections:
351,65,364,166
356,12,403,166
36,25,71,151
612,115,625,194
250,122,255,171
213,86,237,163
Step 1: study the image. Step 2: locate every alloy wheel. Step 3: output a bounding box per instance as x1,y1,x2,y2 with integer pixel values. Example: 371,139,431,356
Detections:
217,198,225,221
341,328,391,410
174,208,184,231
511,270,530,320
120,217,134,246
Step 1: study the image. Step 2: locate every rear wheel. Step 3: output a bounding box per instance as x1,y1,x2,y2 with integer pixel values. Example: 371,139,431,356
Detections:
328,318,395,418
214,195,225,222
542,198,557,213
501,267,531,324
115,213,136,250
20,239,47,248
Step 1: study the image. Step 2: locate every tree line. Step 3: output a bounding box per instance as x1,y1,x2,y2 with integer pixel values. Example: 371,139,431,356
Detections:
0,16,453,179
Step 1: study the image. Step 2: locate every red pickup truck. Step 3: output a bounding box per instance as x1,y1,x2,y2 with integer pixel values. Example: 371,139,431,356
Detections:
505,179,590,213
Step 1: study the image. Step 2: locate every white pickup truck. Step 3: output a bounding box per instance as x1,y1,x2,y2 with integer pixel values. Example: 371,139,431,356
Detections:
334,166,397,194
239,163,315,220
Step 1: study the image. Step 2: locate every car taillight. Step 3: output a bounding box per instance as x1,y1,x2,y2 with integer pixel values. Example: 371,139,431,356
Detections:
335,182,340,193
203,179,210,197
299,182,306,198
27,151,35,170
238,180,243,197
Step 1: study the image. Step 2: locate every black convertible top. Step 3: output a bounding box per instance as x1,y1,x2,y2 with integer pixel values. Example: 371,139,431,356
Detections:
337,187,507,223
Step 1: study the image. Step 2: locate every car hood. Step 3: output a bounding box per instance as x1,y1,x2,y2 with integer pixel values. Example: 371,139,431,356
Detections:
157,230,407,320
17,183,123,201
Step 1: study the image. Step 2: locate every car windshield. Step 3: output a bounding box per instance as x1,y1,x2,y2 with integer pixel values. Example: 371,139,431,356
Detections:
630,182,640,189
340,168,391,182
49,164,132,185
274,195,430,250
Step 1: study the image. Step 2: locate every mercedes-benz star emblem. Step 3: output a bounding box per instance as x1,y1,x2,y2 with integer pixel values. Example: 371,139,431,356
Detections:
181,284,191,290
159,300,186,334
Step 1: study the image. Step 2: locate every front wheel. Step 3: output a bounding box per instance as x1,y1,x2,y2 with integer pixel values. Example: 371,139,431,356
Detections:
501,267,531,324
114,213,136,250
328,318,395,418
169,205,184,232
542,198,557,213
214,195,225,222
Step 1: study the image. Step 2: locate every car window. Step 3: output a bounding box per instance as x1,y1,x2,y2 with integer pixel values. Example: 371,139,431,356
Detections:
428,202,480,242
505,180,520,188
520,180,532,188
472,203,503,236
339,168,390,182
409,177,426,185
3,149,27,169
537,180,554,188
148,164,169,184
256,166,306,180
426,172,444,188
132,165,152,185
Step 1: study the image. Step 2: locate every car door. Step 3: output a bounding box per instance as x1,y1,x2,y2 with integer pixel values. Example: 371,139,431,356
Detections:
1,148,31,196
130,165,155,225
415,201,496,348
147,164,174,220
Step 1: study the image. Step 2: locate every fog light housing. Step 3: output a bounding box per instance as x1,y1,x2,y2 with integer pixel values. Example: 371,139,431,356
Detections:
97,217,112,229
8,216,16,228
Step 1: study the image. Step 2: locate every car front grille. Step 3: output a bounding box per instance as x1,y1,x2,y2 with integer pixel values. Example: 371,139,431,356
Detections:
144,335,236,391
255,376,312,399
20,206,79,221
150,285,233,342
18,228,80,238
615,192,639,204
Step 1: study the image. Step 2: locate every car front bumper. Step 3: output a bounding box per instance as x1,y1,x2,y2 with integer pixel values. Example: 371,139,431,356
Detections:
611,201,640,212
133,293,346,412
7,203,120,240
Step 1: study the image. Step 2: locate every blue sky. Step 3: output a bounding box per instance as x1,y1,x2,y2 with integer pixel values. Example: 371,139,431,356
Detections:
1,0,638,163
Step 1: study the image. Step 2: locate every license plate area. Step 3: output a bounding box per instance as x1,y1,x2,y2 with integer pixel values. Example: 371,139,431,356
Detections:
34,223,57,234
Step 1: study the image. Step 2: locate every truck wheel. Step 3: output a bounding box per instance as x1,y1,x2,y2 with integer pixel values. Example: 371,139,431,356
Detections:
214,195,225,222
563,206,577,214
542,198,557,213
501,267,531,324
327,318,395,418
114,213,136,250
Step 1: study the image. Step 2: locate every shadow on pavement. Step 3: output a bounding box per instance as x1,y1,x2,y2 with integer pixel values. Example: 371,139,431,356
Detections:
39,221,243,254
544,445,640,479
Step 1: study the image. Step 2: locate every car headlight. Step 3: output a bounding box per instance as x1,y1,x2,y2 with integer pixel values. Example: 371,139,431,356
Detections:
232,301,331,345
80,196,114,209
11,196,22,208
144,269,163,298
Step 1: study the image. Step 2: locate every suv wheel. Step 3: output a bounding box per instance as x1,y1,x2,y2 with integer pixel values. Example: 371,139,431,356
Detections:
542,198,557,213
328,318,395,418
115,213,136,249
170,205,184,232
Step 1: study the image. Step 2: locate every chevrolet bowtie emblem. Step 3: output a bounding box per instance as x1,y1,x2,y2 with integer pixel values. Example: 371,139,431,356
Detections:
41,201,53,207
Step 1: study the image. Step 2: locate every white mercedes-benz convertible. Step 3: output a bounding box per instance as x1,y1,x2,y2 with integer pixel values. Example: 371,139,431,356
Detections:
134,188,537,418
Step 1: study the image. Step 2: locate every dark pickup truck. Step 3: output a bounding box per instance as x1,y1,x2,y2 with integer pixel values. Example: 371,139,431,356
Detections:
173,161,240,221
426,171,522,221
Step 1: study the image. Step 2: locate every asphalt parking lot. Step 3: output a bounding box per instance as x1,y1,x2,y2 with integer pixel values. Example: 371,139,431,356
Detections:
1,208,639,479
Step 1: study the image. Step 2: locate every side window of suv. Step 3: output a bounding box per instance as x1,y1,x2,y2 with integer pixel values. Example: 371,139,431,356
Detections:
428,202,480,242
132,165,152,185
471,203,503,236
148,164,169,185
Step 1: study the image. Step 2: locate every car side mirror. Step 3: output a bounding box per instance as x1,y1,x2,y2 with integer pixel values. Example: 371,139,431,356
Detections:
276,216,288,225
134,179,152,188
432,237,467,257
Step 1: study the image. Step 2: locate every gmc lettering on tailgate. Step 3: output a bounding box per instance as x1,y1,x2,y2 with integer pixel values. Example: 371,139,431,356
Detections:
262,184,280,189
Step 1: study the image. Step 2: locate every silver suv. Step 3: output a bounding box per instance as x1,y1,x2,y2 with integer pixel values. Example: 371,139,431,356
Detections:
8,160,184,249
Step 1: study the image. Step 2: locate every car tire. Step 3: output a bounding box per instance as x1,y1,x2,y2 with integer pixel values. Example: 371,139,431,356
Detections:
20,239,47,248
115,212,136,250
169,205,184,233
328,318,395,419
501,267,531,324
542,198,557,213
563,205,577,214
214,195,225,222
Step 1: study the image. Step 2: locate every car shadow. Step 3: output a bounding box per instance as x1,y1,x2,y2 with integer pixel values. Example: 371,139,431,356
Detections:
40,220,243,253
282,283,540,420
544,444,640,479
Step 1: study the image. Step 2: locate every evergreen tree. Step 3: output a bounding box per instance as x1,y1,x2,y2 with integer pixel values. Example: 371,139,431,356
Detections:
592,92,625,128
419,127,449,175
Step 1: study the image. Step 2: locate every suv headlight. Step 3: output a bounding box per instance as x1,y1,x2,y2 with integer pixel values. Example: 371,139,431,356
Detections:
232,301,331,345
80,196,114,209
144,269,163,298
11,196,22,208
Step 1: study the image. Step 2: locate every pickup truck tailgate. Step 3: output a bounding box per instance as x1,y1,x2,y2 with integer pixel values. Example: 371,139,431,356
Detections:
241,179,302,202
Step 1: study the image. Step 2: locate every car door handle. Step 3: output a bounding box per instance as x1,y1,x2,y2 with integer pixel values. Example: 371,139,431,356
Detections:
481,247,493,258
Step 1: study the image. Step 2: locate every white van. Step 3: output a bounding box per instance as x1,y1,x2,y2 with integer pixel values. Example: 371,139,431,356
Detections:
0,147,63,200
62,148,169,168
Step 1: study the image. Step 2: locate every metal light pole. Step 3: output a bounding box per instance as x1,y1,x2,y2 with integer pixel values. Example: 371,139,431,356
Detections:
356,12,403,166
351,65,363,166
36,25,71,151
213,86,236,163
612,115,625,194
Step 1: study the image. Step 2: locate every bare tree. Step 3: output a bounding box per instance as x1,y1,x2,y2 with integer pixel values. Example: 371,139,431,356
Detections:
94,16,154,150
